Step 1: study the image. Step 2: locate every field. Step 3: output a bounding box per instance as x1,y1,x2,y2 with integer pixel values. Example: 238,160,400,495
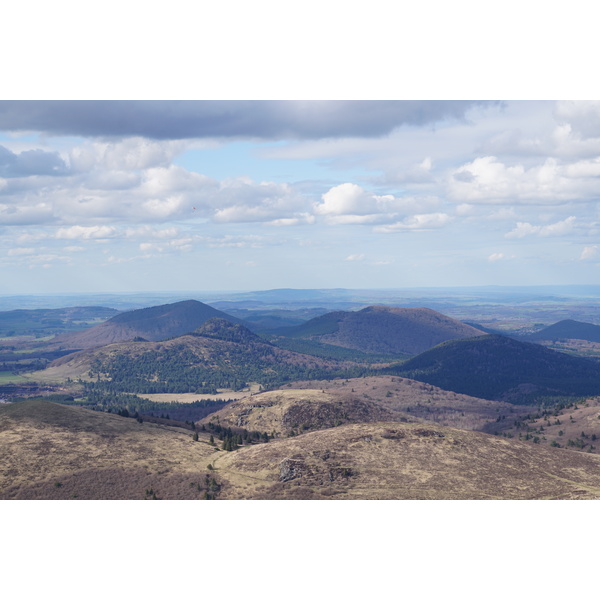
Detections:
0,371,29,384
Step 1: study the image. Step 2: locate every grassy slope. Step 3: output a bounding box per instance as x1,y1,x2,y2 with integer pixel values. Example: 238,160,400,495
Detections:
4,398,600,499
200,388,400,436
214,421,600,500
0,401,220,499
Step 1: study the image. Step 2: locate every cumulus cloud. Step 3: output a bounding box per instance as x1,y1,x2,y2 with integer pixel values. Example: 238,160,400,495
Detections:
314,183,440,225
345,254,365,261
488,253,505,262
0,101,493,140
505,216,577,238
448,156,600,205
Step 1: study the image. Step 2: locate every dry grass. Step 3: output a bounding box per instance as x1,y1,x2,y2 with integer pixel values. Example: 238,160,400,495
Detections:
214,421,600,500
200,388,398,436
140,384,261,404
276,375,526,431
495,396,600,454
4,399,600,500
0,401,220,499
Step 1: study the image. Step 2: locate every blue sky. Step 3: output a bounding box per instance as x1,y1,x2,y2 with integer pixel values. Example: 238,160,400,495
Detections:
0,100,599,294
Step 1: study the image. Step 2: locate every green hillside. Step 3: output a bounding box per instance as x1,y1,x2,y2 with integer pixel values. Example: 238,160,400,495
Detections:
528,319,600,343
387,334,600,402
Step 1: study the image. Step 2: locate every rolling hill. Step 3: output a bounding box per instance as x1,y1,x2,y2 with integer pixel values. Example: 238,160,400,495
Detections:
389,334,600,402
44,318,364,393
0,400,220,499
275,305,484,355
52,299,243,349
201,375,523,436
527,319,600,343
199,388,402,436
5,400,600,499
214,421,600,499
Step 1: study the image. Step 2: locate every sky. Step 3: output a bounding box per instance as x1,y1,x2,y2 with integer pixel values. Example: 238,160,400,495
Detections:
1,100,599,294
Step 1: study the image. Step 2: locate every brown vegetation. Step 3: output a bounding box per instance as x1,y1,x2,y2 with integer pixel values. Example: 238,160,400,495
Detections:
214,421,600,500
0,401,220,499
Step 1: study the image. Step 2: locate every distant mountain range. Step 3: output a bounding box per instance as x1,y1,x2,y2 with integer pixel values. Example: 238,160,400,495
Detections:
275,305,484,355
53,300,242,349
0,306,119,336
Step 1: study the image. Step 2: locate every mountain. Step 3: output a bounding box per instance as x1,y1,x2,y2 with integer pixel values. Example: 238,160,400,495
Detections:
275,305,485,355
53,300,243,349
45,318,363,393
527,319,600,343
389,334,600,402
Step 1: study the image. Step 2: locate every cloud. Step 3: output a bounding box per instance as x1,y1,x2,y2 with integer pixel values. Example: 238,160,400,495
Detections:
0,145,69,177
7,247,35,256
373,213,452,233
580,245,599,260
488,253,505,262
448,156,600,205
554,101,600,138
0,100,493,140
345,254,365,261
55,225,117,239
314,183,441,225
69,138,187,172
505,216,576,238
266,214,315,227
0,202,54,225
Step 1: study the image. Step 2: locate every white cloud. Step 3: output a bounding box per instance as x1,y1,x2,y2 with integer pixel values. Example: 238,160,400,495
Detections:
505,216,576,239
139,238,194,254
448,156,599,205
266,214,315,227
69,138,187,172
580,245,599,260
488,253,505,262
373,213,452,233
554,101,600,139
314,183,441,226
345,254,365,261
55,225,117,239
